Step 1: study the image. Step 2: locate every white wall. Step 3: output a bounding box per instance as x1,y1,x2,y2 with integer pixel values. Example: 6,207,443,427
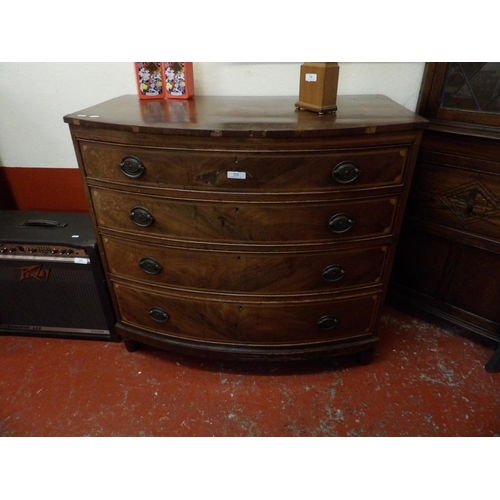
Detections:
0,62,424,169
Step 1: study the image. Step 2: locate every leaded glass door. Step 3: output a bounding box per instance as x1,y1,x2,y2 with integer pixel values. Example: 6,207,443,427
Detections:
421,62,500,128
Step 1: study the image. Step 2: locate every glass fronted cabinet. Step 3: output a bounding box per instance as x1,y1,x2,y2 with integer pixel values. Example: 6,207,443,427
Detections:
390,62,500,372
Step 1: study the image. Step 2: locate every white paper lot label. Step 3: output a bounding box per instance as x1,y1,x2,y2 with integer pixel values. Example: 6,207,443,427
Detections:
227,171,247,180
305,73,317,82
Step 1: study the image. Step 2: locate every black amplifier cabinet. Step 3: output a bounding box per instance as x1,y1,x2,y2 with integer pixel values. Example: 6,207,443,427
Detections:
0,210,119,341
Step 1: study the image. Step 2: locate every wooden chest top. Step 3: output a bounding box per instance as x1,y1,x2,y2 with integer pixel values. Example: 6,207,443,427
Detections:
64,94,428,138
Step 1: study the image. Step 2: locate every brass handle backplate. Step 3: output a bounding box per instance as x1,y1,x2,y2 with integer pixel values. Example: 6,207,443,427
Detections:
149,307,169,323
322,265,346,282
328,213,355,233
316,315,340,330
120,156,145,179
130,207,154,227
332,161,361,184
140,257,162,275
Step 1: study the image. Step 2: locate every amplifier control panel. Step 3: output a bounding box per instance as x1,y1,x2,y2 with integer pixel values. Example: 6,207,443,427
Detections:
0,244,88,256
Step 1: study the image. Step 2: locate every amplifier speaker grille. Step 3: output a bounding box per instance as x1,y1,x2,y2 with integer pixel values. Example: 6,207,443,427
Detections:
0,258,107,332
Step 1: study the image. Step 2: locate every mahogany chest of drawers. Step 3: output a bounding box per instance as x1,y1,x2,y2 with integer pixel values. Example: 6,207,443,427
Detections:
64,94,427,361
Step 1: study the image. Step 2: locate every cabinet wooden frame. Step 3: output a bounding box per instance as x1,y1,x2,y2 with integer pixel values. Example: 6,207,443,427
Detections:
389,62,500,372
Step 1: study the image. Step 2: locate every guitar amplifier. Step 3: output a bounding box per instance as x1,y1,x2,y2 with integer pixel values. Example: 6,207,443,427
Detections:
0,210,119,341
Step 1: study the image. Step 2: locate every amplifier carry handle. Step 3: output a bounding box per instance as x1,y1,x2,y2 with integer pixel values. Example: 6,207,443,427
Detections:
21,219,68,228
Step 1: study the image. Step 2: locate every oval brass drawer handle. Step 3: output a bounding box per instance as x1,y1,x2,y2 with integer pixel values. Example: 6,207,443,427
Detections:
317,315,339,330
120,156,145,179
322,265,345,282
149,307,169,323
332,161,361,184
130,206,154,227
328,213,355,233
139,257,162,275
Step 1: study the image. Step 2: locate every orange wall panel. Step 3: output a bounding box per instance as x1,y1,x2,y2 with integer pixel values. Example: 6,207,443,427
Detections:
0,167,89,212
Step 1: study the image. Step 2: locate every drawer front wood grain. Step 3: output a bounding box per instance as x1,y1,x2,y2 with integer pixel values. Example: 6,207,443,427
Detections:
113,282,379,344
80,141,409,193
103,236,388,294
91,188,398,244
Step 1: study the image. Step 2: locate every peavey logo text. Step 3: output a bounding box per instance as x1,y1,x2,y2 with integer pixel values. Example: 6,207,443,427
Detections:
16,264,50,282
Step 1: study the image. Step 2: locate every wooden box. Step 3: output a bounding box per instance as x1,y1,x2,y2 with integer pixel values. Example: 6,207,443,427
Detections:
295,62,339,114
